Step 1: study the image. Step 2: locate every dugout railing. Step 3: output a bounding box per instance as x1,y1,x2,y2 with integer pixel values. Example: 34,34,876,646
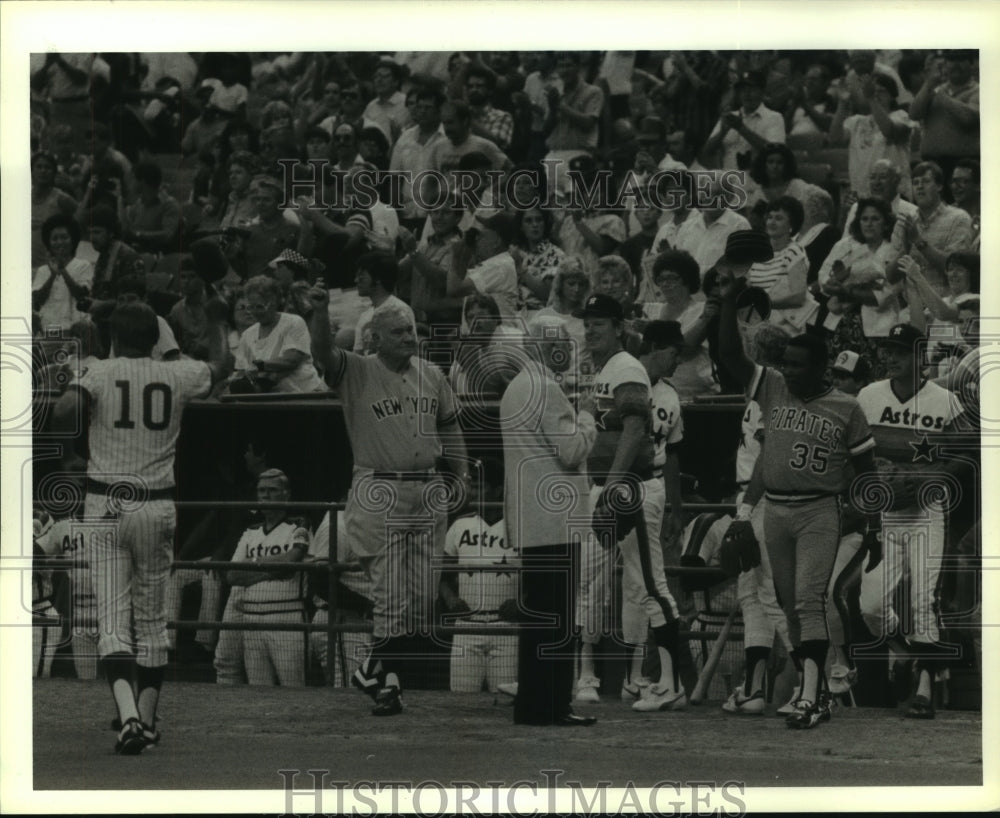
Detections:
32,496,742,691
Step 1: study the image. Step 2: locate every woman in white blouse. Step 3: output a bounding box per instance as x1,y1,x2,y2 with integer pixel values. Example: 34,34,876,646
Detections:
816,197,898,376
747,196,819,335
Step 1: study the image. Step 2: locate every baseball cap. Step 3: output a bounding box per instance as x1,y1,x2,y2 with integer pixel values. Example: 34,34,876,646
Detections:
573,293,624,322
642,320,685,349
723,230,773,265
268,249,325,276
831,349,870,379
734,70,766,89
880,323,925,350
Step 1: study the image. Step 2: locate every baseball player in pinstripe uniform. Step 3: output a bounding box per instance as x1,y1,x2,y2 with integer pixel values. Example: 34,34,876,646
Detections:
856,323,965,719
579,294,686,713
309,288,469,716
52,301,231,754
717,230,881,729
440,458,519,694
223,470,309,686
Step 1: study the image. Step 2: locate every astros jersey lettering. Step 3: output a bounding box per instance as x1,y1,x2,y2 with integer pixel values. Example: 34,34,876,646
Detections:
588,350,655,482
444,514,518,613
651,378,684,468
749,364,875,495
855,379,963,474
36,517,95,612
232,520,309,614
75,358,212,490
329,352,459,470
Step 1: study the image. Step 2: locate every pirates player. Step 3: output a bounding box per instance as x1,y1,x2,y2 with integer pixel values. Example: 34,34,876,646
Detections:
308,289,469,716
224,469,310,686
440,457,519,694
52,301,231,754
856,323,965,719
716,231,881,729
580,294,686,713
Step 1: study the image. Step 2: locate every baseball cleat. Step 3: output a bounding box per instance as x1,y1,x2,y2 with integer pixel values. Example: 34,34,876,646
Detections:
784,697,831,729
574,675,601,703
114,718,147,755
620,677,653,701
828,664,858,695
721,687,765,715
631,684,687,712
372,685,403,716
905,694,936,720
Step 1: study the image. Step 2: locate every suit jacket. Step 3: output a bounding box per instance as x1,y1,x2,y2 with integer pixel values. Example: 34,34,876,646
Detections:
500,360,596,550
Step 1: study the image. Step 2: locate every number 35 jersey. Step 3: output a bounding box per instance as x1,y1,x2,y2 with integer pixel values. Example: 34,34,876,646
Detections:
75,358,212,490
750,364,875,496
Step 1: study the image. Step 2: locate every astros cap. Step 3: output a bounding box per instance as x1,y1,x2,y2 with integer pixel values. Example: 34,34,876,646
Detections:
573,293,624,322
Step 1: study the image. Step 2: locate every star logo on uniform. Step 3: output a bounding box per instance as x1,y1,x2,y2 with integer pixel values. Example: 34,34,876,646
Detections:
493,554,512,580
593,405,610,431
909,434,938,463
654,428,667,448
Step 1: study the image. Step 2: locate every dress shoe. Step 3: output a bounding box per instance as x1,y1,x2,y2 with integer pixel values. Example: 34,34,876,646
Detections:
555,713,597,726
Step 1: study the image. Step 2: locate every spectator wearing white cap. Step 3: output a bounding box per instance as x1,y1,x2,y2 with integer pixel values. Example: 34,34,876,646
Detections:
829,349,870,396
241,175,301,279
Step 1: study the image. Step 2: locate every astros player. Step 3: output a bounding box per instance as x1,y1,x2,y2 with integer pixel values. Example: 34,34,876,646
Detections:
440,458,519,694
224,469,309,686
716,230,881,729
52,301,231,754
31,510,62,679
579,294,686,713
34,456,101,680
308,288,470,716
856,323,965,719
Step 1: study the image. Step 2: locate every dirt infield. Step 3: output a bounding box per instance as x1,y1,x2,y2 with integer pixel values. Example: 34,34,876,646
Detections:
32,678,982,798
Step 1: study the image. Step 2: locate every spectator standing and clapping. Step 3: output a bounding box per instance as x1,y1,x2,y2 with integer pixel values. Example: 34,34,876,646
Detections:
32,214,94,334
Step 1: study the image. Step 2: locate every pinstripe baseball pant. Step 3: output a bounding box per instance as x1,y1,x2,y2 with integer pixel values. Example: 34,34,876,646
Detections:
85,493,175,668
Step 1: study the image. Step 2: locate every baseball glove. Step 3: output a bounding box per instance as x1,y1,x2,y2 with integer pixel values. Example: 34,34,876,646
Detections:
718,519,761,577
592,477,642,546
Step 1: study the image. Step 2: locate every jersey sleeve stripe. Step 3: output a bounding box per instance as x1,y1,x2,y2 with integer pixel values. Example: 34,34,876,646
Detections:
749,365,765,403
848,434,876,455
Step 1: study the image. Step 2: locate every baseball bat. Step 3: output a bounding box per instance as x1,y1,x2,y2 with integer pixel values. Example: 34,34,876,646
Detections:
689,609,739,705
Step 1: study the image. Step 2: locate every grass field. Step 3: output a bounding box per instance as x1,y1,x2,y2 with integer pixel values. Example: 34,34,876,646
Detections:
29,677,984,807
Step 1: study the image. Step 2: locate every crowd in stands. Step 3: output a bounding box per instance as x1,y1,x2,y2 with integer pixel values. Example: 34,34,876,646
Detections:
30,50,981,700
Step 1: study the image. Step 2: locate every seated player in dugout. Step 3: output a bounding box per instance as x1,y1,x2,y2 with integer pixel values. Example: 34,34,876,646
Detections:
439,457,519,695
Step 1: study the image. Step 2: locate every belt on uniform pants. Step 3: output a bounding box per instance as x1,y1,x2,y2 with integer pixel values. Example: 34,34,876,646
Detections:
370,469,438,482
86,477,175,501
764,490,837,504
592,469,661,488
